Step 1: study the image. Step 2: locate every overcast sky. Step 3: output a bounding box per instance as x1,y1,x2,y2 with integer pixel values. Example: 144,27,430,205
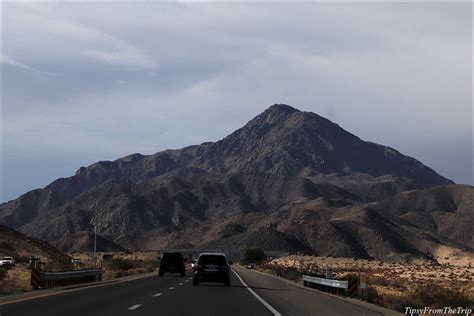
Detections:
1,2,472,202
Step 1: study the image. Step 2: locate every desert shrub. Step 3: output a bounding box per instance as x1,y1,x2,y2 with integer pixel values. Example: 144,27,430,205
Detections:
259,264,302,282
370,276,390,287
388,279,405,290
143,260,159,272
51,257,74,271
365,287,383,304
114,270,127,278
388,295,412,312
369,276,405,290
0,267,7,280
407,282,473,309
106,258,142,270
240,247,266,265
15,255,31,264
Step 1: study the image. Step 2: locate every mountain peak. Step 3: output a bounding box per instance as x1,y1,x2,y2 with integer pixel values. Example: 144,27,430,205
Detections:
191,104,452,187
247,104,302,128
265,103,300,114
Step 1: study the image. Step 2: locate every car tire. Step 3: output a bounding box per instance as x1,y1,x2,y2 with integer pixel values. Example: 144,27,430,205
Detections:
193,278,199,286
180,271,185,277
158,271,164,276
225,279,230,287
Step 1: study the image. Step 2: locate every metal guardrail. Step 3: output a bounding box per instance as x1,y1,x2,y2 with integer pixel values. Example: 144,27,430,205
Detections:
302,275,348,289
303,274,358,297
31,268,102,289
42,269,102,281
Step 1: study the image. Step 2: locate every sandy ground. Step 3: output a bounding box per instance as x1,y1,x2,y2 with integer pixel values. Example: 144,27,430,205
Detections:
0,266,32,295
269,254,474,301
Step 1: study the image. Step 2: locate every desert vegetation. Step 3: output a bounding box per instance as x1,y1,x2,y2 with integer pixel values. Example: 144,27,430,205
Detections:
0,251,161,295
67,251,161,281
240,247,266,265
258,255,474,312
0,265,32,295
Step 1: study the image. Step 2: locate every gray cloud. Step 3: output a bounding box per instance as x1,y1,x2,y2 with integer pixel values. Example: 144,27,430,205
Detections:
1,53,31,69
2,2,472,202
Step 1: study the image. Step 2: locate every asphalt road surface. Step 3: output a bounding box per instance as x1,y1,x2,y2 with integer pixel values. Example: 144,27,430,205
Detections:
0,267,382,316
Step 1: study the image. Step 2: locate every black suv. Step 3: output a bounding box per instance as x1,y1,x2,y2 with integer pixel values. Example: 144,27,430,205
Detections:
192,253,231,286
159,252,186,276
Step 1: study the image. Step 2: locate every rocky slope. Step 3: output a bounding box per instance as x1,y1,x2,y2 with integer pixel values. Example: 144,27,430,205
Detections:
0,224,69,262
0,104,466,261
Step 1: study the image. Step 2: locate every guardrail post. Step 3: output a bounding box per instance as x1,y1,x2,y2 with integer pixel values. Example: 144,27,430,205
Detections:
347,275,358,298
30,268,42,289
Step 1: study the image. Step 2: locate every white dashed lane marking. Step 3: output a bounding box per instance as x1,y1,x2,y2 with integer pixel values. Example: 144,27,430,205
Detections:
153,293,162,297
178,283,183,286
128,304,142,311
169,287,175,290
184,280,189,283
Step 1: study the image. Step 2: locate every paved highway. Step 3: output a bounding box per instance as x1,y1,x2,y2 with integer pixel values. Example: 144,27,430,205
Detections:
0,267,383,316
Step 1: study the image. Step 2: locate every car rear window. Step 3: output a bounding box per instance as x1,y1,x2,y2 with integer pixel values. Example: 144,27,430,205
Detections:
198,255,227,265
161,253,183,263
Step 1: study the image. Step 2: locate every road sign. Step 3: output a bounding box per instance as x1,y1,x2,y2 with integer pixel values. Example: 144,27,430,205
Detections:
359,272,367,289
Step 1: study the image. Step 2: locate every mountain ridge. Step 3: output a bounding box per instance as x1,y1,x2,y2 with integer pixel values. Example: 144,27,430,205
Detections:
27,104,452,204
0,104,465,261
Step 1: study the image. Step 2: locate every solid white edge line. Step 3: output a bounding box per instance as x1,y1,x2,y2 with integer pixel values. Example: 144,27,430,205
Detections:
232,270,282,316
128,304,142,310
153,293,162,297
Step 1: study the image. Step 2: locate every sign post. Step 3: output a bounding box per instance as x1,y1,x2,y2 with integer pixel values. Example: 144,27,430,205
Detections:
359,272,367,300
90,210,98,268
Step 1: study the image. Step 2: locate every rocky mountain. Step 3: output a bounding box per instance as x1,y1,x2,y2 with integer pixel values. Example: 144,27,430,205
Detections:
371,185,473,249
0,104,467,262
133,184,472,261
184,105,450,187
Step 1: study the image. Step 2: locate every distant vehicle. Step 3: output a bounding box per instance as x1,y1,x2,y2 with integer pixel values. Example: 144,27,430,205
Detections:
0,256,15,267
159,252,185,276
246,263,256,269
193,253,232,286
71,258,81,264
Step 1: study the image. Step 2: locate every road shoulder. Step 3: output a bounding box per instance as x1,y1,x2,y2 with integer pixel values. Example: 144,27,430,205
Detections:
235,266,402,316
0,271,158,306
